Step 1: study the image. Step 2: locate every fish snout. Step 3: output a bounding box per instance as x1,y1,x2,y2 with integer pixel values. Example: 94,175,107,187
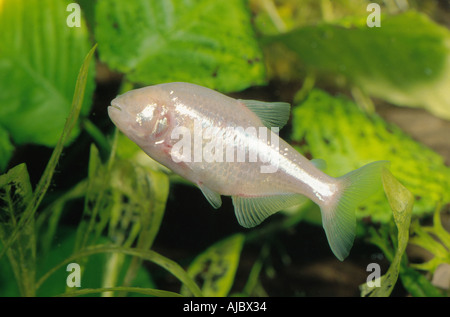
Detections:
107,98,125,126
109,98,122,111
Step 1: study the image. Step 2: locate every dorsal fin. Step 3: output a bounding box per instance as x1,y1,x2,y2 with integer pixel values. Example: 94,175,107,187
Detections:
239,99,291,129
311,158,327,171
232,194,307,228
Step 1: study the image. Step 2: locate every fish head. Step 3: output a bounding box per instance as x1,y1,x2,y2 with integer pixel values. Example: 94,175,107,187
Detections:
108,86,173,147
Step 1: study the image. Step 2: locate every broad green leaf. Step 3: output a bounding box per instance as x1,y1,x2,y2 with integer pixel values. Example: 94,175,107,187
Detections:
95,0,266,92
0,246,20,296
251,0,371,36
0,126,14,172
0,0,95,146
291,89,450,223
271,11,450,120
360,169,413,297
182,234,245,297
0,163,36,296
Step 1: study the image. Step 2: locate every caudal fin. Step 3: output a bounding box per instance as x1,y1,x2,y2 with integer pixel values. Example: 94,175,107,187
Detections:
321,161,389,261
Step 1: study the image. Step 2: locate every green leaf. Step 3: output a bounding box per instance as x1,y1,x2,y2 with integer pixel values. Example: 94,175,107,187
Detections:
400,266,443,297
382,169,414,229
360,168,414,297
291,89,450,223
106,158,170,293
409,204,450,274
72,139,171,294
0,44,97,263
36,179,88,257
0,0,95,146
60,287,182,297
108,158,169,251
0,126,14,173
74,144,111,252
0,163,36,296
182,234,245,297
37,245,203,297
35,228,156,296
0,248,20,296
95,0,265,92
271,11,450,120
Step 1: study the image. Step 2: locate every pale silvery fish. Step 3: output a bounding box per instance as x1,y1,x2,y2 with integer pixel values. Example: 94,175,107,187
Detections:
108,82,387,261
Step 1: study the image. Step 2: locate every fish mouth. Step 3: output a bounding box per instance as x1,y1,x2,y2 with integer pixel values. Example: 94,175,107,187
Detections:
109,99,122,111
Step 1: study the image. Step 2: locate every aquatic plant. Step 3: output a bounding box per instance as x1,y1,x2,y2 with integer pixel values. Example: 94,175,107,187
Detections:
0,0,449,298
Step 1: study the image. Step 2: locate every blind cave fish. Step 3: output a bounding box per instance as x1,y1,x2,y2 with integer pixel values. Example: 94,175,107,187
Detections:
108,82,387,261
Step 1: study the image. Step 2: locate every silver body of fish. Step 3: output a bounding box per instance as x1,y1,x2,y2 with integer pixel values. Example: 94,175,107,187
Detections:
108,82,387,261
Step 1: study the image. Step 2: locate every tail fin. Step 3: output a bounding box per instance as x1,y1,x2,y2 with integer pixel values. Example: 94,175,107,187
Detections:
321,161,389,261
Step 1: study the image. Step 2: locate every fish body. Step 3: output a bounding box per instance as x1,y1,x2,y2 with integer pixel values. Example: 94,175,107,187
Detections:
108,82,386,260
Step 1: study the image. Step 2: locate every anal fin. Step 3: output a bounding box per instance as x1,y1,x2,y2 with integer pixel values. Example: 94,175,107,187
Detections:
232,194,308,228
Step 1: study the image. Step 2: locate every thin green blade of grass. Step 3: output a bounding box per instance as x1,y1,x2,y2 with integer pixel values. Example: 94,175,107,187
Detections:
118,167,170,294
0,44,97,262
74,144,109,252
36,179,88,256
60,286,182,297
36,245,203,297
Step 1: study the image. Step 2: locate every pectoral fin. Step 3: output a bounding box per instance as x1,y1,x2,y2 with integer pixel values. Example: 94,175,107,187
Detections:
232,194,307,228
198,183,222,209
